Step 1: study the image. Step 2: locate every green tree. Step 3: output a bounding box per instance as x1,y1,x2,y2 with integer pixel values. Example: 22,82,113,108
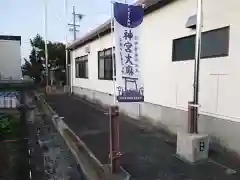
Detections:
21,34,66,85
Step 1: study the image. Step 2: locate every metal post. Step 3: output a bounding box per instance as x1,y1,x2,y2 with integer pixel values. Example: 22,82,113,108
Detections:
109,106,121,173
73,6,76,40
110,2,116,104
44,0,49,91
64,0,69,89
70,57,73,94
192,0,203,133
188,101,194,133
71,5,76,92
109,1,121,174
68,6,81,41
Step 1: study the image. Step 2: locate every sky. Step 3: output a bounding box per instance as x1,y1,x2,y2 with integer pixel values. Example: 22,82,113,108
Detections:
0,0,135,60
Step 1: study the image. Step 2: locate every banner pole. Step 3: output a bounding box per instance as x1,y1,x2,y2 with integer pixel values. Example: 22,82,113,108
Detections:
111,1,117,105
109,1,121,174
110,1,114,172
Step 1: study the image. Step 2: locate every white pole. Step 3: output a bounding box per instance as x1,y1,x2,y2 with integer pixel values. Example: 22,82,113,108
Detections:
111,1,116,105
64,0,70,92
109,1,115,172
44,0,49,89
70,52,73,94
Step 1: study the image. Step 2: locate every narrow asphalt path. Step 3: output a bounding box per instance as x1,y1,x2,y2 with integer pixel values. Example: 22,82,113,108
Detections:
46,94,240,180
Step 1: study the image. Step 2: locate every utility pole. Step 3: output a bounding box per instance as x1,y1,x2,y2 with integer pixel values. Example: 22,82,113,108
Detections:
66,6,83,93
68,6,83,40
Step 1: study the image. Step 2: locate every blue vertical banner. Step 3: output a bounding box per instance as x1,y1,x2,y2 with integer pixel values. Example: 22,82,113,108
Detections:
114,2,144,102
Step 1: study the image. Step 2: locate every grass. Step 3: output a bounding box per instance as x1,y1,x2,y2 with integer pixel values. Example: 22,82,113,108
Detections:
0,113,21,140
0,113,29,180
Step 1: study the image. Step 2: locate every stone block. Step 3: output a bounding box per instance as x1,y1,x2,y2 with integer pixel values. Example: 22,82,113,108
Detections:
176,132,209,163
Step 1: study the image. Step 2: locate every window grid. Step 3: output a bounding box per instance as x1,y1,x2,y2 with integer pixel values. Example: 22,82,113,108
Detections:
172,26,230,62
98,47,116,80
75,55,88,79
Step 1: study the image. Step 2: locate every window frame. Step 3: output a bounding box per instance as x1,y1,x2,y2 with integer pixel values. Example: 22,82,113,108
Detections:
75,55,88,79
98,47,116,80
172,26,230,62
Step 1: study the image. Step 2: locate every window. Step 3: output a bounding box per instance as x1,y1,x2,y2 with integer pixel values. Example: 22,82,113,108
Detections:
172,26,230,62
75,55,88,78
98,48,116,80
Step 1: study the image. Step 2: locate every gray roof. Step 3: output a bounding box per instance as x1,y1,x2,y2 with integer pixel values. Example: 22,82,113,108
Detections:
0,35,21,44
68,0,175,50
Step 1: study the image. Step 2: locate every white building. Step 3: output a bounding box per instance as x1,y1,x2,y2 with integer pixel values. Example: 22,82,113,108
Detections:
0,35,22,80
68,0,240,154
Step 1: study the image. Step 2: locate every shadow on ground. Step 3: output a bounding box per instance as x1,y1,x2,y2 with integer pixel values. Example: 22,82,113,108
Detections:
46,94,240,180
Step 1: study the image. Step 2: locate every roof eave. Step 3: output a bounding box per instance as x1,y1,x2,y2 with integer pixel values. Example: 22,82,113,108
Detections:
68,0,176,50
0,35,21,45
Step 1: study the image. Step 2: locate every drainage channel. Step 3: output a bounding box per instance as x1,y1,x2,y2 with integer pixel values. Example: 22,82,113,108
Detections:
29,95,84,180
35,93,131,180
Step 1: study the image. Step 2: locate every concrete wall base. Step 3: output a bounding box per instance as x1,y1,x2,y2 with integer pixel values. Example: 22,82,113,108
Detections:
72,86,240,156
64,85,70,93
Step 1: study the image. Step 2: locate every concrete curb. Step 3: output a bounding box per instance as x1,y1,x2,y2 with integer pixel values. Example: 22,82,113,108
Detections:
34,93,130,180
35,93,105,179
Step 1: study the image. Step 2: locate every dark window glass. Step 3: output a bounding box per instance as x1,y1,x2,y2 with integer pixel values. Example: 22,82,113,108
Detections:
98,48,116,80
172,26,230,62
104,58,113,80
99,51,104,57
75,55,88,78
99,58,105,79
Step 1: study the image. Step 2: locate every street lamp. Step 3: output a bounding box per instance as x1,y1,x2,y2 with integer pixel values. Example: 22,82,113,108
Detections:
64,0,70,92
43,0,49,90
54,1,70,91
187,0,203,133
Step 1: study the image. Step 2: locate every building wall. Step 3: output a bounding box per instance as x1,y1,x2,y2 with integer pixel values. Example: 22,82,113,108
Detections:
141,0,240,122
71,0,240,153
72,33,115,95
0,40,21,80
